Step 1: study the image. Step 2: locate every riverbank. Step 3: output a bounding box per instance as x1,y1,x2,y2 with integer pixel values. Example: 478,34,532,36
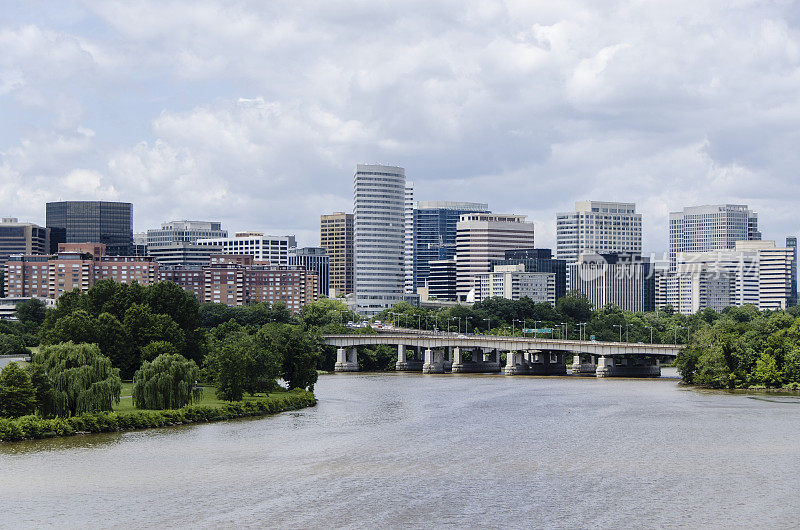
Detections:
686,384,800,397
0,388,316,442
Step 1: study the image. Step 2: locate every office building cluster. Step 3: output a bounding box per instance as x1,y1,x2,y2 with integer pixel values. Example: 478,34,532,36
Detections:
1,201,326,311
323,169,796,316
1,169,796,317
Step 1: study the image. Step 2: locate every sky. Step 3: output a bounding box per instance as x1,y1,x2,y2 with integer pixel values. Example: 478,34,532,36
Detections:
2,0,800,252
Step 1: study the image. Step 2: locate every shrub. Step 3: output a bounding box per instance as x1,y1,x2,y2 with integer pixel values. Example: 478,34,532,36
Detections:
0,390,316,442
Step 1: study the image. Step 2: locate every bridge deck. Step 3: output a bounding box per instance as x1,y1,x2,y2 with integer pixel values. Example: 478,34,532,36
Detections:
322,332,683,357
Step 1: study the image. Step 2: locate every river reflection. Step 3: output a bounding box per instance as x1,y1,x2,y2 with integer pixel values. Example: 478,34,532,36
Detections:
2,371,800,528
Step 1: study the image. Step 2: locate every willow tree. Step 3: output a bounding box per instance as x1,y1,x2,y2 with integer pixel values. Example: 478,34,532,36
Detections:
33,342,121,416
0,362,36,418
132,353,202,410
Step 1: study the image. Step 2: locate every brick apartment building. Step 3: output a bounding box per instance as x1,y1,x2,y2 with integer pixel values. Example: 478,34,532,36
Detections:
6,247,318,311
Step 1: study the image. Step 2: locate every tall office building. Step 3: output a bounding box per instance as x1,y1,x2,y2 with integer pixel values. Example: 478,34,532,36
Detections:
197,232,296,265
146,220,227,268
668,204,760,271
455,213,535,301
320,212,354,296
353,164,415,315
0,218,50,263
556,201,642,264
289,247,330,297
753,241,797,311
569,253,655,312
787,236,798,307
427,259,457,301
412,201,490,292
46,201,133,255
404,182,415,294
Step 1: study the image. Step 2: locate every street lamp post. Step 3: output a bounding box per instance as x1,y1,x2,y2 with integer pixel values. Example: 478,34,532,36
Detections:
483,318,491,334
645,326,654,343
613,324,622,342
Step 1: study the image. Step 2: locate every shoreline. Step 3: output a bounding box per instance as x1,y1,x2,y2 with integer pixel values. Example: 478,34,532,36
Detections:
683,384,800,397
0,389,316,443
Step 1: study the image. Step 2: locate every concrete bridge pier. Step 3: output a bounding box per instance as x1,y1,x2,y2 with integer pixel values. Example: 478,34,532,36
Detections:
396,344,423,371
334,347,359,372
504,350,524,375
596,356,661,377
572,353,598,375
451,347,465,372
422,348,445,374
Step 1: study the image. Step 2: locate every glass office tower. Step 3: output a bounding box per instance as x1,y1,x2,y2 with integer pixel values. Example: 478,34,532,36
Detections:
412,201,489,291
46,201,133,255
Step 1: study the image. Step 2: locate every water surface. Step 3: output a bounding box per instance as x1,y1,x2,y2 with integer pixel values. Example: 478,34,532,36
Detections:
2,370,799,528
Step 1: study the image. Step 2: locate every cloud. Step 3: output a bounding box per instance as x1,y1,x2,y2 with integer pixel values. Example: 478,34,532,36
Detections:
1,0,800,251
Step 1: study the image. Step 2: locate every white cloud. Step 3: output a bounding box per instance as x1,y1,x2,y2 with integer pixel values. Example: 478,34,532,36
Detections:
2,0,800,249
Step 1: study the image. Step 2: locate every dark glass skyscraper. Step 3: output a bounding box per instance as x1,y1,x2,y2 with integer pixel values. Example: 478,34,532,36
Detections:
46,201,133,256
412,201,489,291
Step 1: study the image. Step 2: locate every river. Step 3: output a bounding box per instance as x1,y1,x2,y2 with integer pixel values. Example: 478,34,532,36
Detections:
2,370,800,528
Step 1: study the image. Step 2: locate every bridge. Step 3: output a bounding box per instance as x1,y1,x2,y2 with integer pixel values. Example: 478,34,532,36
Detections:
323,331,684,377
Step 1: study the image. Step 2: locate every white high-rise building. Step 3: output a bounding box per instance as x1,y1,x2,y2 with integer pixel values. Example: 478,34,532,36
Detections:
668,204,760,271
455,213,535,301
352,164,416,316
668,240,795,314
474,264,555,304
146,220,228,267
404,181,414,294
556,201,642,265
197,232,296,265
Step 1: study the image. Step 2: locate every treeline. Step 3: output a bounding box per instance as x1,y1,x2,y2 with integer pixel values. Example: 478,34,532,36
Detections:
0,281,363,423
378,292,700,344
675,306,800,389
0,298,45,355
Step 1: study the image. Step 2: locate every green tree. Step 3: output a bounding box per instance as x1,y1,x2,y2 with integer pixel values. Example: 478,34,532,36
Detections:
0,362,36,418
556,291,593,323
15,298,47,326
132,353,202,410
753,352,783,387
27,362,55,417
0,334,29,356
140,341,180,363
204,332,250,401
94,312,133,375
257,323,320,391
33,342,121,416
122,303,185,374
44,309,97,345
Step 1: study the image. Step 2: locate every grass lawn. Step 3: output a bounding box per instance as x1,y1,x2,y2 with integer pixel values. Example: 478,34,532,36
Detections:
115,382,289,413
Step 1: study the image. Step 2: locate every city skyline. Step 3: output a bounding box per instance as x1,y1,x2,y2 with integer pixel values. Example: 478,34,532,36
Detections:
3,3,800,251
